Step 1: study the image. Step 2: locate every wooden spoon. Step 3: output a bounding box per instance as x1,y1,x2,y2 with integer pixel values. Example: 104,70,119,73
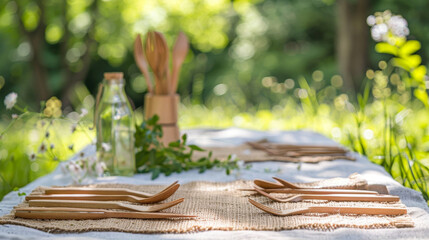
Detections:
26,184,180,204
43,181,178,198
254,179,285,189
272,177,303,189
145,32,164,94
248,198,407,216
28,198,184,212
134,34,153,93
171,32,189,93
149,31,170,94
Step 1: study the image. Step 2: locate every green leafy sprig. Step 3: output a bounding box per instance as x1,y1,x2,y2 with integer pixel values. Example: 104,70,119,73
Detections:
134,115,239,179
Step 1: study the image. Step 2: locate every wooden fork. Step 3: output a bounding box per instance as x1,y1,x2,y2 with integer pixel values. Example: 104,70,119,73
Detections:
44,181,178,198
240,187,379,195
254,188,399,203
28,198,184,212
15,207,196,220
248,198,407,216
26,184,180,204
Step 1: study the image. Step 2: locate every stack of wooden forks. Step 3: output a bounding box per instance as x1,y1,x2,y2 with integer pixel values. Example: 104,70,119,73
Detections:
246,177,408,217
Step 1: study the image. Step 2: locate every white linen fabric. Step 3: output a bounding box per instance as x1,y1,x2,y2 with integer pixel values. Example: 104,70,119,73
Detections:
0,128,428,240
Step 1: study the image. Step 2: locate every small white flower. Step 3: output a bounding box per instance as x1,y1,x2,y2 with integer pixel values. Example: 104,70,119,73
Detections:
4,92,17,109
96,161,107,176
371,23,388,42
80,108,88,118
29,153,36,161
366,15,376,26
101,143,112,152
50,143,55,149
388,15,409,37
68,162,83,175
12,114,18,119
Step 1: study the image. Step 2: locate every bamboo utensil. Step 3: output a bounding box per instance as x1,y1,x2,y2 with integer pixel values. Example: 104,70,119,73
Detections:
154,31,170,94
246,141,347,152
272,177,307,189
171,32,189,93
253,178,389,194
240,188,380,195
248,198,407,216
254,188,399,203
28,198,184,212
15,207,196,220
246,141,349,157
253,179,285,189
43,181,178,198
145,32,167,94
26,184,180,204
134,34,153,93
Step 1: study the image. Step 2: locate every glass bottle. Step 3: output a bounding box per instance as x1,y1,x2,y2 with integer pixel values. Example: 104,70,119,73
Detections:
95,72,135,176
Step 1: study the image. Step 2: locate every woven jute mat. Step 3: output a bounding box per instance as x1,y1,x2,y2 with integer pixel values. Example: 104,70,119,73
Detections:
192,145,356,163
0,174,413,233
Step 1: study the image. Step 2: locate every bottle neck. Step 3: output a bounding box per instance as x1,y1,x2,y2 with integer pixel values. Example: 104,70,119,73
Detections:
101,79,127,102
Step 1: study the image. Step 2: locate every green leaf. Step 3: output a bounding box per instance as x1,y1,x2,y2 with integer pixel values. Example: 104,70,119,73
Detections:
151,168,160,180
399,40,421,57
182,134,187,144
188,144,205,151
146,115,159,126
375,42,398,56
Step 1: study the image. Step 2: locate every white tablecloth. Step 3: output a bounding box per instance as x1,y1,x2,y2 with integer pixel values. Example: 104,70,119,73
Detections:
1,128,428,240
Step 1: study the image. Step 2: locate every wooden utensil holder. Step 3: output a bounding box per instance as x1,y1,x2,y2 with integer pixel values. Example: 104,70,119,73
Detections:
144,94,180,145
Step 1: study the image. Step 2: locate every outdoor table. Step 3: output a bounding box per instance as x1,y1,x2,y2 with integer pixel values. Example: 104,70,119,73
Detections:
1,128,428,239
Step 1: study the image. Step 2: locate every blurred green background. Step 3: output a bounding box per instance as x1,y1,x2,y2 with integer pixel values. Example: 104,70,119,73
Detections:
1,0,429,202
1,0,429,111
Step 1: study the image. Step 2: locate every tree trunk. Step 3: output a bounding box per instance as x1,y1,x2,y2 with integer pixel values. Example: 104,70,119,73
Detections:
15,0,51,101
336,0,370,93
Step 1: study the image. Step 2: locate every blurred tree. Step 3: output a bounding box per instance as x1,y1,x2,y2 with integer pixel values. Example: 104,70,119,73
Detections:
11,0,98,104
1,0,428,113
2,0,247,107
336,0,370,93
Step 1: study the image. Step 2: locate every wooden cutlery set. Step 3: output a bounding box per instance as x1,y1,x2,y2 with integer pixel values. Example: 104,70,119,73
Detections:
134,31,189,144
14,181,196,220
246,177,408,217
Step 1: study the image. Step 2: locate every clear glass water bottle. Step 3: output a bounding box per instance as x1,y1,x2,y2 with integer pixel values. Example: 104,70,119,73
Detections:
95,72,135,176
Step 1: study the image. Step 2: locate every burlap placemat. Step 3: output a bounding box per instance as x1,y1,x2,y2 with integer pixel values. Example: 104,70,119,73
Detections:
0,175,413,233
192,145,356,163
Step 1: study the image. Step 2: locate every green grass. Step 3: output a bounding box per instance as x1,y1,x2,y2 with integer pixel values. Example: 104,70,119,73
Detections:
0,112,93,200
